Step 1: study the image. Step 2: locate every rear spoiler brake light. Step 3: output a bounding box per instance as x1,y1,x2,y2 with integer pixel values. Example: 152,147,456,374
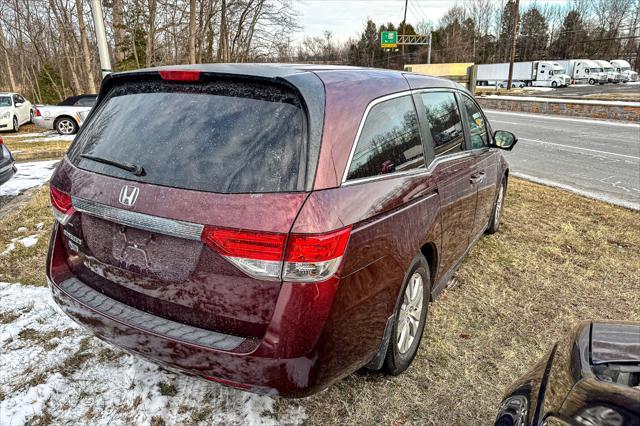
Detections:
158,70,201,82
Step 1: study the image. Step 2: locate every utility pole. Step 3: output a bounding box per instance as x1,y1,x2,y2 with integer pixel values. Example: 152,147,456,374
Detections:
427,32,432,64
401,0,408,63
506,0,520,90
89,0,112,79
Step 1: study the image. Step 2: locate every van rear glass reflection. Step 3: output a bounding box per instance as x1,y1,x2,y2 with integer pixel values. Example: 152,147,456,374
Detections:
68,79,307,194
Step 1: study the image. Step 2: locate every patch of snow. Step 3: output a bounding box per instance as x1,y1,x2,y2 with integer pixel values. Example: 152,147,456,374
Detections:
1,242,16,256
0,282,306,425
16,227,27,234
1,235,39,256
0,160,59,196
1,132,50,139
35,222,44,231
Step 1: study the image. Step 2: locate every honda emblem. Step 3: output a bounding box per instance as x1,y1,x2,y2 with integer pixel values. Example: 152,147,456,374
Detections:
119,185,139,206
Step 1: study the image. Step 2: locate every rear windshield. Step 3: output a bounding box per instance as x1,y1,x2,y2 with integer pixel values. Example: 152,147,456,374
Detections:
68,79,307,193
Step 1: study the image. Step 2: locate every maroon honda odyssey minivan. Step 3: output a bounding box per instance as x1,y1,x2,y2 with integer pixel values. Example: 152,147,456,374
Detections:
46,64,517,397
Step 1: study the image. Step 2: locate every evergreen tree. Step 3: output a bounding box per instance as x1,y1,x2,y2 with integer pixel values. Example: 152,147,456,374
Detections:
497,0,519,62
549,10,588,59
517,8,549,61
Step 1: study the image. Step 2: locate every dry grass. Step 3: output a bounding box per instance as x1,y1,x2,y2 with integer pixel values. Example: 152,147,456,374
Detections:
0,186,53,285
1,178,639,424
281,178,640,424
4,140,70,162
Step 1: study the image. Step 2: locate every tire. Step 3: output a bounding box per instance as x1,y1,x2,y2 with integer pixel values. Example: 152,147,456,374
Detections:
551,81,557,88
55,117,78,135
589,78,596,85
384,254,431,376
12,116,19,132
486,176,507,234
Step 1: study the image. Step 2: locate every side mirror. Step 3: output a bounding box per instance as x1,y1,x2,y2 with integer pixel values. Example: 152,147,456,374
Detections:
15,102,23,107
493,130,518,150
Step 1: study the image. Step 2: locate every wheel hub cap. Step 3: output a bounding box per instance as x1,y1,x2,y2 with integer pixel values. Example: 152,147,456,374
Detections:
396,272,424,354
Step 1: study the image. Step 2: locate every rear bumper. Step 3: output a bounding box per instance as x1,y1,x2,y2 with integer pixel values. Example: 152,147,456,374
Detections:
46,222,365,397
33,116,54,130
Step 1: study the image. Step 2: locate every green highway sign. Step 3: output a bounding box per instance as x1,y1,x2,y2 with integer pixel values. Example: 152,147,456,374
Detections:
381,31,398,48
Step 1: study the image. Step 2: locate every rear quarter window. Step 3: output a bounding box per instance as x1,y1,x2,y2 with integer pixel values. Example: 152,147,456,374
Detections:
346,95,423,181
68,79,308,194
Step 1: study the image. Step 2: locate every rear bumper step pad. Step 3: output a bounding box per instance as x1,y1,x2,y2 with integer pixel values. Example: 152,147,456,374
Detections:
58,277,245,351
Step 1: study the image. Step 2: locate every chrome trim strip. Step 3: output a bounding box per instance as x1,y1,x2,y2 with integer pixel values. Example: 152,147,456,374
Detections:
58,277,245,351
72,197,204,240
342,150,477,187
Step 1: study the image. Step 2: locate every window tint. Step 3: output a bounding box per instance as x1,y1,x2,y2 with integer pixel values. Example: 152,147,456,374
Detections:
346,95,423,181
461,95,488,149
75,97,96,107
69,80,307,194
419,92,465,157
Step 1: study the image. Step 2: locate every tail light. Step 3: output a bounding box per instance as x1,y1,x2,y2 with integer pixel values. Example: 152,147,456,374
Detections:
0,135,3,145
159,70,201,82
201,226,351,282
50,186,75,224
35,109,41,117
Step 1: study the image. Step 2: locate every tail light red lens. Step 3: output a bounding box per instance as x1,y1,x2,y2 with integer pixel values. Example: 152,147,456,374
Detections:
201,227,286,262
0,136,3,145
50,186,75,224
35,109,41,117
285,228,351,263
200,226,352,283
158,70,201,82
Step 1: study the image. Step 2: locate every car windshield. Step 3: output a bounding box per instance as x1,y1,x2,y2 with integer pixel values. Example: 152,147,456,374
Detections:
555,68,566,74
68,79,308,194
591,68,603,72
0,96,11,107
621,66,631,71
604,67,613,71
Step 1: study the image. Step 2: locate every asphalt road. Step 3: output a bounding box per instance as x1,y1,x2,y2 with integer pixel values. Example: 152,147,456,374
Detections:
485,110,640,210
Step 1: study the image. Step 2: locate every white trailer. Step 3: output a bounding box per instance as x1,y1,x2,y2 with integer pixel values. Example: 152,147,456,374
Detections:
610,59,638,82
594,60,621,83
556,59,608,85
476,61,570,87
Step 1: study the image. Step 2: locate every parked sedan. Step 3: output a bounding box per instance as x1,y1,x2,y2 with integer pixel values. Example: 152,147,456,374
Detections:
0,135,17,186
47,64,517,397
33,94,96,135
495,321,640,425
0,92,34,132
498,80,526,88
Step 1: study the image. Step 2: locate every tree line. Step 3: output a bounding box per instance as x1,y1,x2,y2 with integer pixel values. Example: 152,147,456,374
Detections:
1,0,638,104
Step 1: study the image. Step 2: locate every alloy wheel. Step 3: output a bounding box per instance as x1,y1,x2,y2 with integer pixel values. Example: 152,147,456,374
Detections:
57,119,75,135
396,272,424,354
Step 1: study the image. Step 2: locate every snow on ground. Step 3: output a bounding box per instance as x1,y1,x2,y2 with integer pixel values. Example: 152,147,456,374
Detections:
2,131,74,142
1,235,40,256
0,283,305,425
0,160,58,197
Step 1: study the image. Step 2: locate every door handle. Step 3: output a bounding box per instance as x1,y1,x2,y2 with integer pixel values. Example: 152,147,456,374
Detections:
470,170,485,184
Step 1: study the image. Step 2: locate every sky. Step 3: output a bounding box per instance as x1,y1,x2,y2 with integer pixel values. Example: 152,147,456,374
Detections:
295,0,570,42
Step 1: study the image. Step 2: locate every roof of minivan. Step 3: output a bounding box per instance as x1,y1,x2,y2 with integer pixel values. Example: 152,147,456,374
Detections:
111,63,459,90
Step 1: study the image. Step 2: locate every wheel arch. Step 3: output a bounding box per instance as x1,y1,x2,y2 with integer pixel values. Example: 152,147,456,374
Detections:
420,242,437,301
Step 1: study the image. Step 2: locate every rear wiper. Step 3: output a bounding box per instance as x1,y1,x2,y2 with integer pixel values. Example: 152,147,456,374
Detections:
80,154,145,176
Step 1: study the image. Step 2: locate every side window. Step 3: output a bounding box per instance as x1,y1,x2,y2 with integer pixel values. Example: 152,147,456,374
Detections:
78,98,96,107
419,92,465,157
461,95,489,149
12,95,18,105
346,95,423,181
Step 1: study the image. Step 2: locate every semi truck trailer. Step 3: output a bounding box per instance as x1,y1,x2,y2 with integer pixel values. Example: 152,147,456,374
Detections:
476,61,571,87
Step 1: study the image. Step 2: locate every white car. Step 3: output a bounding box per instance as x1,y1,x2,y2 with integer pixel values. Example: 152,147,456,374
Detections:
33,94,96,135
0,92,34,132
498,80,526,88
